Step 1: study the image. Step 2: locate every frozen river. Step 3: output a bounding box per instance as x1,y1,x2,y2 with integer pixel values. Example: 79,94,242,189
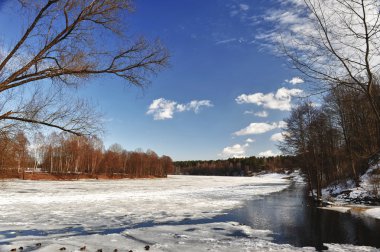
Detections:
0,175,379,251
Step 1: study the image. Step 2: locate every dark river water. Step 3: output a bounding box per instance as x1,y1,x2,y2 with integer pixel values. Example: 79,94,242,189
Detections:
227,182,380,249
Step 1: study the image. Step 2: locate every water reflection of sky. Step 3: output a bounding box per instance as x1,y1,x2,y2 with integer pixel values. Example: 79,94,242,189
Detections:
227,183,380,249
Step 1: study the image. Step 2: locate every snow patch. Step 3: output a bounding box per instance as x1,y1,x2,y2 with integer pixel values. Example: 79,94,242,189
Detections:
321,164,380,221
323,164,380,204
320,206,351,213
365,208,380,220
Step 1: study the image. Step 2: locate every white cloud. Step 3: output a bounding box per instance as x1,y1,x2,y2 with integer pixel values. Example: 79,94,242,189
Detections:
264,10,300,25
147,98,213,120
236,87,303,111
177,100,213,113
246,138,255,143
258,150,280,157
234,122,277,136
286,77,304,85
234,121,285,136
254,111,268,117
147,98,177,120
219,143,249,158
239,4,250,11
229,3,251,21
243,110,268,117
258,6,317,54
270,132,288,142
216,38,237,45
284,0,306,6
278,121,287,128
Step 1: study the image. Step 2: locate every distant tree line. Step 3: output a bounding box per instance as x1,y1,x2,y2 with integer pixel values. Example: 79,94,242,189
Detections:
0,131,174,178
281,85,380,200
174,156,298,176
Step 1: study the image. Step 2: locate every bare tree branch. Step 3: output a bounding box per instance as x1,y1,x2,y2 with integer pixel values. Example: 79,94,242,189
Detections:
274,0,380,122
0,0,168,135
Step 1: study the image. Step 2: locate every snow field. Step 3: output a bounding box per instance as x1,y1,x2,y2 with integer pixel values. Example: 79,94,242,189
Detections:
0,174,379,251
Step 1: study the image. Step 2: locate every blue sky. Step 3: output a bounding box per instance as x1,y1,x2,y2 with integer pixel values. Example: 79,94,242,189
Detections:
0,0,307,161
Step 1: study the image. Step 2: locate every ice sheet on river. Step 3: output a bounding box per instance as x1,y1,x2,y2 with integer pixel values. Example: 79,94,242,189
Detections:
0,174,378,251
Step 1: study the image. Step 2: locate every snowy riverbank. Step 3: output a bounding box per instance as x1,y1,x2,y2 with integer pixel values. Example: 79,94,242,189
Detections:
322,165,380,220
0,174,379,251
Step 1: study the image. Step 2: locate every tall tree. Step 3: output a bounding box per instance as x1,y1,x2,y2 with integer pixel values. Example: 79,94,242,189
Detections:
275,0,380,125
280,102,318,197
0,0,168,135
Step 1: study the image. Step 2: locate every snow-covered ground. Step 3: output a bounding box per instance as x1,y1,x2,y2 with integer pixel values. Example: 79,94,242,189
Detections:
322,164,380,220
0,174,378,252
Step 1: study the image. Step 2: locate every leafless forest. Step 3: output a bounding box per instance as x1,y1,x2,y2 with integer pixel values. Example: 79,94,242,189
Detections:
0,131,174,179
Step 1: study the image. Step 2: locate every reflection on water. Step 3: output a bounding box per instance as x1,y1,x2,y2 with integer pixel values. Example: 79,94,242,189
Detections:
228,183,380,248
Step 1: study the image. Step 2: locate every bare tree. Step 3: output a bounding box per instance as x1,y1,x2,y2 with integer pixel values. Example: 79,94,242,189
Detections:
280,102,317,197
0,0,168,135
1,85,103,135
274,0,380,122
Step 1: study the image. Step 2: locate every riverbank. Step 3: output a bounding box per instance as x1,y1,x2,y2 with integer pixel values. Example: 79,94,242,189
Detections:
321,164,380,220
